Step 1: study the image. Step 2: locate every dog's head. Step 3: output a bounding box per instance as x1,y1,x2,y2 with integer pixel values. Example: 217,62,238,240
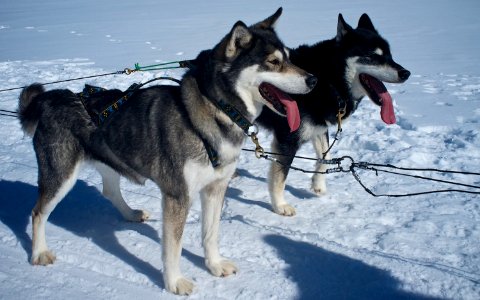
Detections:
338,13,410,124
212,8,317,132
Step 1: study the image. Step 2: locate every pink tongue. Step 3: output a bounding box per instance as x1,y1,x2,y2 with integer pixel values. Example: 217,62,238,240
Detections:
379,92,396,124
265,84,300,132
280,97,301,132
367,76,396,124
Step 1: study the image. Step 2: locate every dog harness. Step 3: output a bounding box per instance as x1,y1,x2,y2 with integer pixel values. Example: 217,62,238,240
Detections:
78,83,140,125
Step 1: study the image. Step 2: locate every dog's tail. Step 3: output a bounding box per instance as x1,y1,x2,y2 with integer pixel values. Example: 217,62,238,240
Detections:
18,83,45,136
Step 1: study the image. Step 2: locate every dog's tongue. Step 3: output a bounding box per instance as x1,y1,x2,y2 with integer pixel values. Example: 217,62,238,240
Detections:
380,92,396,124
367,75,396,124
280,94,301,132
264,84,301,132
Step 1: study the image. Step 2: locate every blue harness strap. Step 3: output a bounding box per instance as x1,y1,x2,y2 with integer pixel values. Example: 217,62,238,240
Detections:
98,83,139,124
78,77,180,126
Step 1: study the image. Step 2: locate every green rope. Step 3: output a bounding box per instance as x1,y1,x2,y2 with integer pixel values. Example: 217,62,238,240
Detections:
134,66,185,72
134,60,191,72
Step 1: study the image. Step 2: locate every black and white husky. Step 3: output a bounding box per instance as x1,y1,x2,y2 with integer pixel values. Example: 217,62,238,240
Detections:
256,14,411,216
17,8,316,295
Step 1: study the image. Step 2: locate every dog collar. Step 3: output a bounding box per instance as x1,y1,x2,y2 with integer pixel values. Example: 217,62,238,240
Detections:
213,99,255,134
202,98,259,168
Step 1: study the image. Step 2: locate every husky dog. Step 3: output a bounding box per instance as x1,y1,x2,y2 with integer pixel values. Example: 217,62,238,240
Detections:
257,14,411,216
18,8,316,295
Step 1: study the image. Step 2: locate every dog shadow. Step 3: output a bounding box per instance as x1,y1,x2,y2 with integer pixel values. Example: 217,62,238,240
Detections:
0,180,204,289
234,168,316,204
264,234,441,300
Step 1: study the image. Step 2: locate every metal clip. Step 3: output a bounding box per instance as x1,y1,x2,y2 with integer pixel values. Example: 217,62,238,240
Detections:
249,132,264,159
337,156,354,172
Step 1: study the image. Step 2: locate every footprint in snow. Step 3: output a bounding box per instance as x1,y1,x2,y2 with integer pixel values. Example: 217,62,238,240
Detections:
105,34,121,43
435,101,453,106
70,31,84,36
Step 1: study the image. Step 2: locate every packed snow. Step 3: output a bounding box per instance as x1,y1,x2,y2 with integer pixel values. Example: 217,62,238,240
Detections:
0,1,479,299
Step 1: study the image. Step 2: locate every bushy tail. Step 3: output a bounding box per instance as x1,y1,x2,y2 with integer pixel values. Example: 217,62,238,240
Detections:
18,83,45,136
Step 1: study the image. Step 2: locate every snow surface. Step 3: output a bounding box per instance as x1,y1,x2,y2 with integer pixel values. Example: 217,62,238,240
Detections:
1,1,479,299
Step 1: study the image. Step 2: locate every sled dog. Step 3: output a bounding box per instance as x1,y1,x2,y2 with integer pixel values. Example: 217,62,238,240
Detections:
18,8,316,295
256,13,411,216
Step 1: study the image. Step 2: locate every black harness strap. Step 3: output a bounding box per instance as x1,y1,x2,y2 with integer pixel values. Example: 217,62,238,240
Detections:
77,84,109,122
78,77,180,125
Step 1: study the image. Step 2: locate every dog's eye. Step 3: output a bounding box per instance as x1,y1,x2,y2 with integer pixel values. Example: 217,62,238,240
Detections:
268,58,281,66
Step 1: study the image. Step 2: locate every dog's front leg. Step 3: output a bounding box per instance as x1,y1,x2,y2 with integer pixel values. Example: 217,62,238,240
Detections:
268,136,297,216
311,128,329,194
162,193,194,295
201,178,238,277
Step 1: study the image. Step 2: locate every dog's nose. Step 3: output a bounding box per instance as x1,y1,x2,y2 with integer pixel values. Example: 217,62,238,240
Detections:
306,75,317,89
398,69,411,81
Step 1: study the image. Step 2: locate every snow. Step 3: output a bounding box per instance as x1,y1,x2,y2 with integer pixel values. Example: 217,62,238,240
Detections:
1,1,479,299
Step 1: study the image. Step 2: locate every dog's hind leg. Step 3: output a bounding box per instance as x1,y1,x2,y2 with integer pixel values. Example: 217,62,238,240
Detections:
31,160,81,265
201,178,237,277
268,136,297,216
95,163,149,222
162,192,194,295
311,128,329,195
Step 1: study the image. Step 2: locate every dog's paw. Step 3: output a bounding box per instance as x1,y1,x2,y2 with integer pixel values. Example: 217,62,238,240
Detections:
31,250,56,265
312,176,327,195
207,259,238,277
165,277,195,295
312,186,327,195
127,209,150,222
273,204,296,216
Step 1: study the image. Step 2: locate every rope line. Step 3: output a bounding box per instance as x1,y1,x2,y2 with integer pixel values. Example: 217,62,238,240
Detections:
0,70,125,93
0,59,193,94
242,148,480,197
0,109,17,118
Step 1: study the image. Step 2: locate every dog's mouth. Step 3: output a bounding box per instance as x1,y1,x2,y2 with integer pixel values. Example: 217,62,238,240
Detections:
259,82,300,132
359,73,396,124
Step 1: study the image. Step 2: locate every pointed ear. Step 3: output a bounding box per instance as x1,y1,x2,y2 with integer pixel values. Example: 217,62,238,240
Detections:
358,13,376,32
225,21,253,59
252,7,282,30
336,13,353,42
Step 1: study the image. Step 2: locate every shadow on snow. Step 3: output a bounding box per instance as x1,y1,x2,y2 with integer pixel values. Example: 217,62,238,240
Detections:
263,234,441,300
0,179,204,289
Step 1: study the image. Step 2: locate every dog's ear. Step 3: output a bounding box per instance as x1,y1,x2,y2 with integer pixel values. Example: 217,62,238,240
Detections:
358,13,377,32
336,13,353,42
225,21,253,59
252,7,282,30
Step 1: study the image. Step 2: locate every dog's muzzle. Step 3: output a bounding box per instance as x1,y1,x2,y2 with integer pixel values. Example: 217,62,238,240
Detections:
398,69,411,82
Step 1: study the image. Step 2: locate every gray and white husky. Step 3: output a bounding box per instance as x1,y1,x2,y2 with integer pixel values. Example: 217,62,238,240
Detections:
18,8,316,295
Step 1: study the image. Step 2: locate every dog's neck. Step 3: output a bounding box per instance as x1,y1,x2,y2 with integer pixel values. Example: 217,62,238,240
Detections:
181,73,246,167
291,38,361,119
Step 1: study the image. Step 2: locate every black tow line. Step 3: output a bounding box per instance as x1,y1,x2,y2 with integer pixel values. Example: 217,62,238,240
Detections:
0,60,194,94
0,70,126,94
243,149,480,197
